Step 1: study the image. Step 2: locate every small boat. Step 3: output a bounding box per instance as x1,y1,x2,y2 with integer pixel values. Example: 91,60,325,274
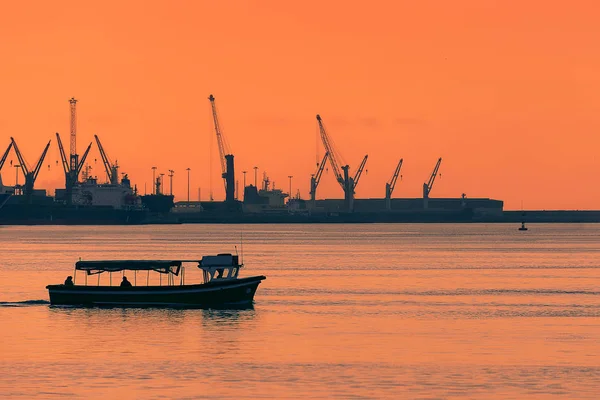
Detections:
46,254,266,308
519,208,528,231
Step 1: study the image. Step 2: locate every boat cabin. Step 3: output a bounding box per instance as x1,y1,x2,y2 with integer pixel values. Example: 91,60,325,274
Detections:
199,254,242,282
71,254,243,287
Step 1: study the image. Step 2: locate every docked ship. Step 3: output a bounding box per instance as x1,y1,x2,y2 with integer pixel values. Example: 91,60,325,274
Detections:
0,167,148,225
242,172,288,214
140,175,175,213
0,194,148,226
0,129,151,225
57,168,141,209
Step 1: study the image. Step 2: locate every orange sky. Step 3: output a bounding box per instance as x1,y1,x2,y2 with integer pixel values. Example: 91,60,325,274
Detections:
0,1,599,210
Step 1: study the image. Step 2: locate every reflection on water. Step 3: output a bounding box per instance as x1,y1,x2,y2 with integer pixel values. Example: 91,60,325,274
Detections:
0,223,599,398
0,300,50,307
46,305,257,328
201,307,256,323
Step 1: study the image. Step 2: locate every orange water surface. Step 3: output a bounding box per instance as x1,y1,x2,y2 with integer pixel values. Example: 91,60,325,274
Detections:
1,223,599,398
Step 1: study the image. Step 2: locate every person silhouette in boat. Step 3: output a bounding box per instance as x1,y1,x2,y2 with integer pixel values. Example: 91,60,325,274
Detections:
64,276,74,286
120,276,133,287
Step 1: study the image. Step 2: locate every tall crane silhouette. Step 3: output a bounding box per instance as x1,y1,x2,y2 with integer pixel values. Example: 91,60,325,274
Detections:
10,137,51,199
209,94,235,203
69,98,78,172
56,132,92,201
385,158,403,210
57,98,92,203
309,152,329,208
316,114,367,212
0,141,14,192
423,157,442,208
0,141,13,176
94,134,119,184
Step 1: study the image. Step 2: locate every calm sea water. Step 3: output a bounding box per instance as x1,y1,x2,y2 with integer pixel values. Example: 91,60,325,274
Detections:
1,223,599,399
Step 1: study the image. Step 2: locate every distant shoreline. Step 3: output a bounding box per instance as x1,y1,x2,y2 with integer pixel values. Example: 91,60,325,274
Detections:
3,210,600,225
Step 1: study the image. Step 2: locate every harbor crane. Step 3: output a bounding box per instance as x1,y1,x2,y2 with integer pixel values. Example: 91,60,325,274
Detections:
385,158,403,210
316,114,368,212
69,98,78,172
0,141,13,175
423,157,442,208
10,137,51,199
309,152,329,208
0,141,14,192
56,132,92,196
208,94,235,203
57,98,92,203
352,154,369,193
94,134,119,184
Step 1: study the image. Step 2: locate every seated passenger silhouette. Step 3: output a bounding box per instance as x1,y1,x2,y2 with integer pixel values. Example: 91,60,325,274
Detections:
64,276,74,286
120,276,133,287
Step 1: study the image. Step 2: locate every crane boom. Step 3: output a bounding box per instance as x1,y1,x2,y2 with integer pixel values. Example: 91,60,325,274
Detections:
313,152,329,187
352,155,368,189
208,94,235,203
55,133,69,175
316,115,345,190
424,157,442,198
94,135,114,182
10,137,30,176
10,137,51,197
388,158,403,195
76,142,93,177
310,152,329,203
0,141,13,172
32,140,51,181
385,158,403,210
208,94,230,176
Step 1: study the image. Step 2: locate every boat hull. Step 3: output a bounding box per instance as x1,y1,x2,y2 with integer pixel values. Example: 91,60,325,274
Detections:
46,276,266,307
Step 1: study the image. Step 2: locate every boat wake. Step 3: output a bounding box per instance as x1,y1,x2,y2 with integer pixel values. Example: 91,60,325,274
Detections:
0,300,50,307
265,287,600,297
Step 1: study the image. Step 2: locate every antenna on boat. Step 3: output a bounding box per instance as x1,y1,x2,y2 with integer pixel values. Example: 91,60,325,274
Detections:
240,230,244,266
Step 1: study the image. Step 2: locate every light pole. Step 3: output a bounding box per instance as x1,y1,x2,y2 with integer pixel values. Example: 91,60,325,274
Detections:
288,175,293,199
14,165,20,194
253,166,258,187
168,170,174,196
242,171,247,202
186,168,191,202
151,166,157,194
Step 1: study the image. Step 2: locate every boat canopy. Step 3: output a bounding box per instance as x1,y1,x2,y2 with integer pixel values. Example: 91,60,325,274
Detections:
75,260,193,275
199,254,240,268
